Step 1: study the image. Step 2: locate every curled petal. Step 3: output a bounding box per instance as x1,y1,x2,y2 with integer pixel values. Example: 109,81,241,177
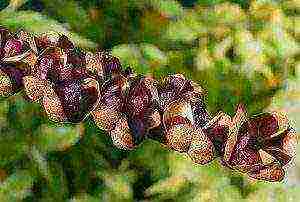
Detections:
2,50,37,70
165,124,193,152
249,111,288,139
57,35,75,52
230,146,261,171
259,149,277,165
163,100,194,129
80,78,100,113
203,112,231,156
188,128,215,165
110,116,136,150
262,147,292,166
100,75,128,111
223,103,248,162
96,52,122,79
3,38,23,58
144,109,161,130
33,47,67,81
35,31,60,50
191,97,210,128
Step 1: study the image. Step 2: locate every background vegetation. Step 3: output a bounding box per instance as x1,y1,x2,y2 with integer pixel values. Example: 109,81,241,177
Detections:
0,0,299,201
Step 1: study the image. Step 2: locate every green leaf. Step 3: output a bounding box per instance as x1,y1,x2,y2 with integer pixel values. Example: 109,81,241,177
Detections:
112,44,151,74
0,129,30,168
148,0,184,18
0,170,35,201
140,43,167,66
34,123,81,153
164,12,206,43
0,10,96,49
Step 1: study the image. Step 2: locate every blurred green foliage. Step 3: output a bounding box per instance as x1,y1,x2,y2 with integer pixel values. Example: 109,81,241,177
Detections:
0,0,299,201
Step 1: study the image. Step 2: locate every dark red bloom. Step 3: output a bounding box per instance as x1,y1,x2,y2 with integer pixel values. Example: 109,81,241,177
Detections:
125,76,160,144
42,78,99,123
54,79,99,122
91,75,128,130
222,107,297,182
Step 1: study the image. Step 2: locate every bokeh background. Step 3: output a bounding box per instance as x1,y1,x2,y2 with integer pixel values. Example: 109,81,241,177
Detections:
0,0,299,201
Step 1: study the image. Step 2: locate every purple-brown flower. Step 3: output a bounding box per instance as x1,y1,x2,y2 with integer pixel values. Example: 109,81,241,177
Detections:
222,105,297,182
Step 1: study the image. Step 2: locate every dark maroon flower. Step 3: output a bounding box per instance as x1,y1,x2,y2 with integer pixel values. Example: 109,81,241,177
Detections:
158,74,202,110
91,75,128,130
222,106,297,182
42,78,99,123
125,76,160,144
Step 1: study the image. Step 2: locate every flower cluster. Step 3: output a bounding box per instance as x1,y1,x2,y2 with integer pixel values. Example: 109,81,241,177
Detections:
0,27,297,182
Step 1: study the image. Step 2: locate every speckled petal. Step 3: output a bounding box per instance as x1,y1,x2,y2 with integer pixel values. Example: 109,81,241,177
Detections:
43,83,68,122
23,75,46,102
165,124,193,152
110,116,136,150
188,128,215,165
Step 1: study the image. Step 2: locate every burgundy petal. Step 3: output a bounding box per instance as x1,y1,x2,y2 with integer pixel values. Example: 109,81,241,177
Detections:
250,113,279,139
